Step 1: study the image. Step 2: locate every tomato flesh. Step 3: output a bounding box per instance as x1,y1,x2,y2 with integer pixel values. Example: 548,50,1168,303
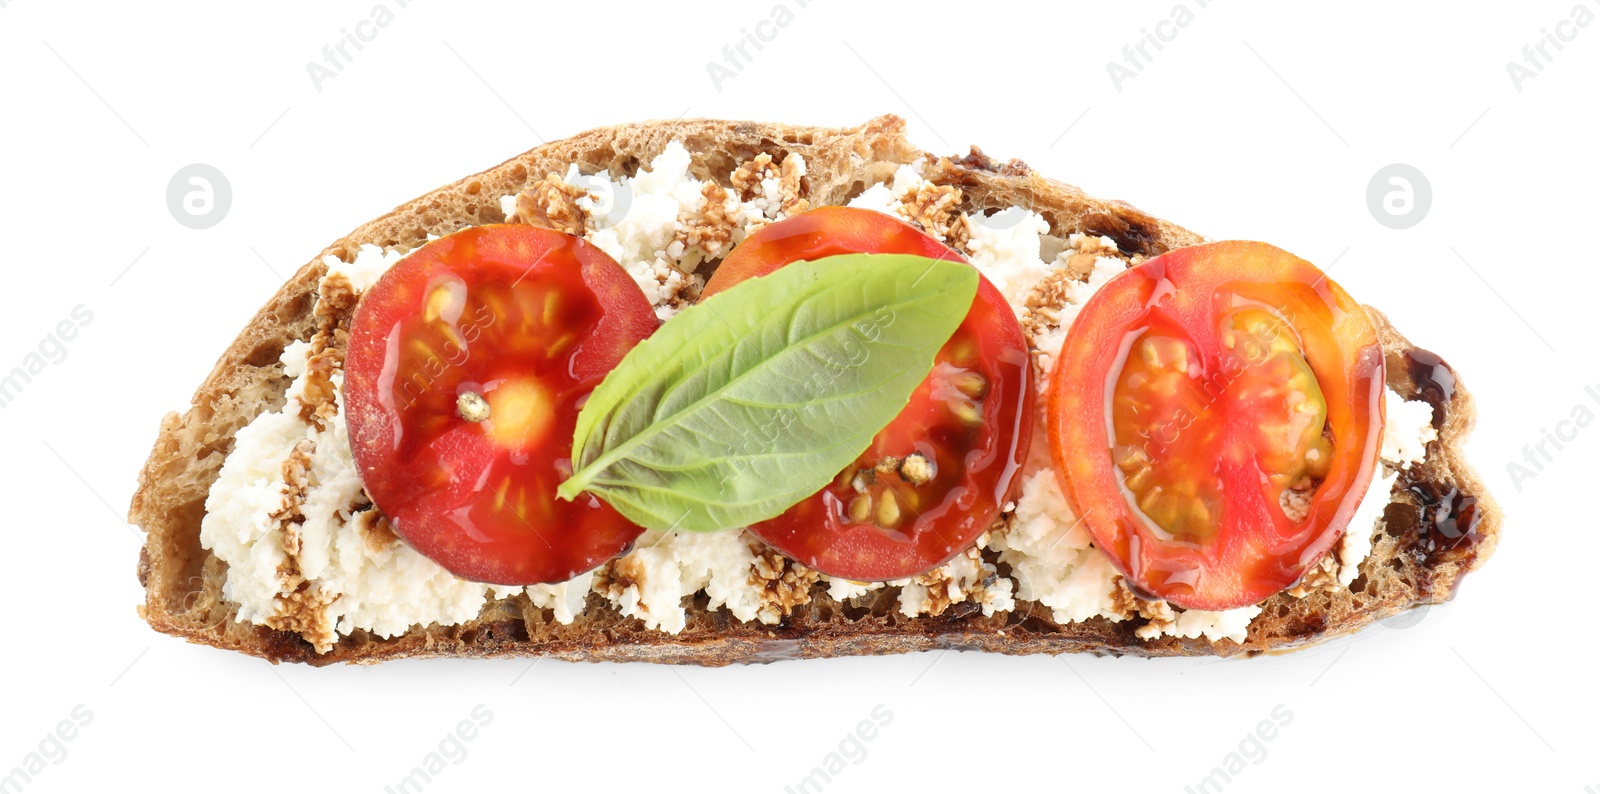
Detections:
344,225,658,585
707,207,1034,581
1048,241,1385,610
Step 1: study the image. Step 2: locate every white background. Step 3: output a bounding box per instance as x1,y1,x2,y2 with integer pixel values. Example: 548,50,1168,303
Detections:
1,1,1595,792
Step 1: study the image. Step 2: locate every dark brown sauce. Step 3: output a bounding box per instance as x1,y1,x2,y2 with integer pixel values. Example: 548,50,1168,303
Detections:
1403,480,1482,568
1396,346,1483,574
1403,348,1457,430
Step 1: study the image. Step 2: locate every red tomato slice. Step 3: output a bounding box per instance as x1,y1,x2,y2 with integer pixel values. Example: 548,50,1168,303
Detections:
705,207,1034,581
344,225,658,585
1048,241,1385,610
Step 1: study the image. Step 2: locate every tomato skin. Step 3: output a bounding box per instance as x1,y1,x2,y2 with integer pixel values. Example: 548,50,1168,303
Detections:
1047,241,1385,610
712,207,1035,581
344,225,657,585
702,206,964,297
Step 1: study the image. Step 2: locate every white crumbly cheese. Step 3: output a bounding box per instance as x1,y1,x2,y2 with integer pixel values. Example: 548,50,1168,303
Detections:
825,578,884,601
525,571,597,625
1337,470,1399,587
991,468,1124,623
599,530,768,634
1331,388,1440,586
893,545,1016,618
846,164,1059,317
845,164,927,216
1137,605,1264,643
1383,388,1438,469
580,147,700,318
199,347,315,625
501,142,796,321
964,211,1054,314
200,343,521,651
1032,249,1129,382
590,146,700,276
845,183,896,216
321,244,408,293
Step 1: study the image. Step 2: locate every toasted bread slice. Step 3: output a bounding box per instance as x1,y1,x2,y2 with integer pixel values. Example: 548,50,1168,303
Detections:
130,115,1501,665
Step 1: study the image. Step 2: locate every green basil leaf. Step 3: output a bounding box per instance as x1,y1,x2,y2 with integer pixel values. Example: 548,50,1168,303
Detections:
555,253,978,532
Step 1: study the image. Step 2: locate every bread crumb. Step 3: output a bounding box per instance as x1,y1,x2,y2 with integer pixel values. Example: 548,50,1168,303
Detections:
269,439,316,556
751,546,819,624
1060,234,1122,280
898,546,1013,618
512,173,590,236
676,182,738,258
1017,235,1132,384
730,153,776,200
897,182,967,249
596,555,648,608
779,152,810,216
1112,576,1221,638
1130,594,1177,637
300,273,359,430
298,352,340,430
1108,576,1139,618
265,583,340,653
730,151,809,217
1286,554,1339,598
261,438,341,652
904,559,962,617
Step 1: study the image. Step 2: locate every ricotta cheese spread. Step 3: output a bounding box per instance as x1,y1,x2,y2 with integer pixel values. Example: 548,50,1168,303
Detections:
200,251,524,653
202,144,1443,650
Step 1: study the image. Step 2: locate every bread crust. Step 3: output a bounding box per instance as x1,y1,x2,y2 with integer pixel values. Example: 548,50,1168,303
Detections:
130,116,1502,665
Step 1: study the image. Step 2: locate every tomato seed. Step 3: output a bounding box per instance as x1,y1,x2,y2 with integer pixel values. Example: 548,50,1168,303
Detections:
952,371,989,400
848,494,874,523
875,493,901,527
949,398,983,426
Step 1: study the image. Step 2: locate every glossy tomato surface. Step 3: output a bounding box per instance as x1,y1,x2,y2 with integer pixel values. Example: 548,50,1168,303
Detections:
707,207,1034,581
344,225,658,585
1048,241,1385,610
